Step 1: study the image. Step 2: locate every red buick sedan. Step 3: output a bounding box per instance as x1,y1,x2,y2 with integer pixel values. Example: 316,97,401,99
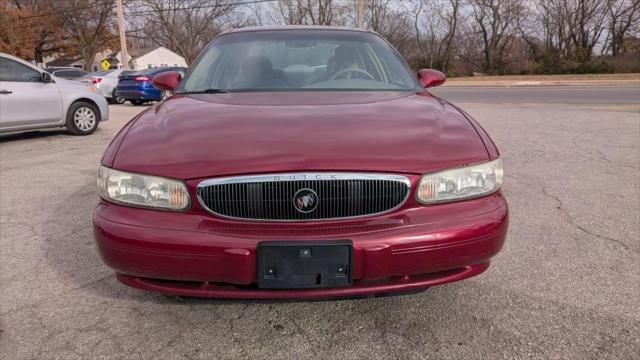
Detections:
94,26,507,298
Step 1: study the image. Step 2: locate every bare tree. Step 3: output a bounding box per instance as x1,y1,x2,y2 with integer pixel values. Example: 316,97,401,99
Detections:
565,0,608,62
414,0,460,72
439,0,461,72
245,1,265,26
274,0,336,25
361,0,413,56
57,0,117,70
274,0,307,24
467,0,525,74
140,0,236,65
528,0,609,67
605,0,640,56
308,0,334,25
366,0,391,32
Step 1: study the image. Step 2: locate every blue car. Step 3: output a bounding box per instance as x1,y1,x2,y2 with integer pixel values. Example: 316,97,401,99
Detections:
116,67,186,105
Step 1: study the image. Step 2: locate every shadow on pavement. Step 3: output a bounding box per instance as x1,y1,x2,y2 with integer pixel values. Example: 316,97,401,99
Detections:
0,129,69,142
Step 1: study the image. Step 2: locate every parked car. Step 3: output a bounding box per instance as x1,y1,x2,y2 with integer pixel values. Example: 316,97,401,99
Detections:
95,27,507,298
80,69,135,104
115,67,186,105
0,53,109,135
45,67,91,81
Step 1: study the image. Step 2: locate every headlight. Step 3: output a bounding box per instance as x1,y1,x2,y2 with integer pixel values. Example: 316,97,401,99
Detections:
417,159,503,204
97,166,190,210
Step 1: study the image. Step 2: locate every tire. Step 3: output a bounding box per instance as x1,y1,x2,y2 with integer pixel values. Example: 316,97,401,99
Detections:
111,90,126,104
66,101,100,135
130,100,145,106
160,90,171,101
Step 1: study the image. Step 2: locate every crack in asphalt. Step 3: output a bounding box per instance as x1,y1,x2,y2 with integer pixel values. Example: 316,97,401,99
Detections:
572,134,613,164
538,186,638,256
505,173,638,257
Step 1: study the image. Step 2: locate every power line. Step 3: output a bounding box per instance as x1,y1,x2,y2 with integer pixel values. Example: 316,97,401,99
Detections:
125,0,278,16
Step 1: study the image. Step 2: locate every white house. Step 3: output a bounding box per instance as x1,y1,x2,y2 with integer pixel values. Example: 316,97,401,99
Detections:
114,46,187,70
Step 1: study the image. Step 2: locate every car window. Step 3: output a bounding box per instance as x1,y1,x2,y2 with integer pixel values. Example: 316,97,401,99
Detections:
0,57,42,82
117,70,136,78
179,30,419,93
105,70,122,78
93,70,114,76
55,70,87,78
54,70,73,77
70,70,87,77
136,68,158,76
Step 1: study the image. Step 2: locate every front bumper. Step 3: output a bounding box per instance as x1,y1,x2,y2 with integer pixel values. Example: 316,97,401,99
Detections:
93,192,508,298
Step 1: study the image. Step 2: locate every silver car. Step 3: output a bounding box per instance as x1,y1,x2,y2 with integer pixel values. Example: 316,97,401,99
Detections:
0,53,109,135
46,67,91,81
80,69,134,104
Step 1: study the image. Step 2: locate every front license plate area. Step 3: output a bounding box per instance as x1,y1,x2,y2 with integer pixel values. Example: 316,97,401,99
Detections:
257,240,353,289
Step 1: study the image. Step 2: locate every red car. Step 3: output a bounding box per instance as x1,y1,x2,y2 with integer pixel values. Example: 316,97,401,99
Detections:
94,26,507,298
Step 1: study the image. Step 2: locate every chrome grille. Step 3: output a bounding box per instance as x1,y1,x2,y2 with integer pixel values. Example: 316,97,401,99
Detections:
197,173,411,221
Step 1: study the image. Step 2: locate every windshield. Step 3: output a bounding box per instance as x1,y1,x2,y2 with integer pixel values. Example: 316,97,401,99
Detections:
92,70,114,76
178,30,419,93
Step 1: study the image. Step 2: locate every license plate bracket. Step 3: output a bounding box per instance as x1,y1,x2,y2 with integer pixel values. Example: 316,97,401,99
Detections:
257,240,353,289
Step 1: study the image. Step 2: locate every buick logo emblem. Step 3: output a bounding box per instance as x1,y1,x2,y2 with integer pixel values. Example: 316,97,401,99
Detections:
293,188,319,213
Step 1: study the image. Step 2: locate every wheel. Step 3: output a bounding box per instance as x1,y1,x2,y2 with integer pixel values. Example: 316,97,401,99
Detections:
160,90,172,101
66,101,100,135
111,90,126,104
130,100,145,106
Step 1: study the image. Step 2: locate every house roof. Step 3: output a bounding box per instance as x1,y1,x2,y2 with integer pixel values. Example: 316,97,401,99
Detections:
127,47,156,60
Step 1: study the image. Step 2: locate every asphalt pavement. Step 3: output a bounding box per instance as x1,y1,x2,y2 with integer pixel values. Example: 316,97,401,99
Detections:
1,86,639,359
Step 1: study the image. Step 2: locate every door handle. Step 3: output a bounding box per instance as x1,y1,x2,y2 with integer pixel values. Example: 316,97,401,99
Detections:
0,89,12,95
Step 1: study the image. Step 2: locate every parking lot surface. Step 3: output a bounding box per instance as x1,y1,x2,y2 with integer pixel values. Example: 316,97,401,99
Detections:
1,87,639,359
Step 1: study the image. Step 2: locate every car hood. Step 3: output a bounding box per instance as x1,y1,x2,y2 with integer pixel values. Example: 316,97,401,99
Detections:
112,91,489,179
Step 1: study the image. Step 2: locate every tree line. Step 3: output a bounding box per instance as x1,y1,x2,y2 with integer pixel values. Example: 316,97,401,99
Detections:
1,0,639,75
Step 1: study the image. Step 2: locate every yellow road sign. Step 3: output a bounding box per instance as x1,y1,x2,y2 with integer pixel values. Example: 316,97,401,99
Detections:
101,59,111,70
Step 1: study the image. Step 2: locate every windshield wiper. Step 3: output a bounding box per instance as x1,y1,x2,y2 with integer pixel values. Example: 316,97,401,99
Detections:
180,88,230,94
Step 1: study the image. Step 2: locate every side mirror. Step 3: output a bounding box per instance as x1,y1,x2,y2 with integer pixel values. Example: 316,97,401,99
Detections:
417,69,446,88
41,72,52,83
152,71,182,92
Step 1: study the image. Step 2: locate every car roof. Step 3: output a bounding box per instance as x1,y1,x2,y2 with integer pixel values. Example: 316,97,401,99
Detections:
48,67,83,71
222,25,372,35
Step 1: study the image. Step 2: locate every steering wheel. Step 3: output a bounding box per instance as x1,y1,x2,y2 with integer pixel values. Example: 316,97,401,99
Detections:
329,68,375,81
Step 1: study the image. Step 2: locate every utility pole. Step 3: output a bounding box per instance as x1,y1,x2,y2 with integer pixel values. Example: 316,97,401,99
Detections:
356,0,365,28
116,0,129,70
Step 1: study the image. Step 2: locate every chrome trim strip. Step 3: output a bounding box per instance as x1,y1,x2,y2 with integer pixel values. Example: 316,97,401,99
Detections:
196,172,411,222
198,173,411,186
